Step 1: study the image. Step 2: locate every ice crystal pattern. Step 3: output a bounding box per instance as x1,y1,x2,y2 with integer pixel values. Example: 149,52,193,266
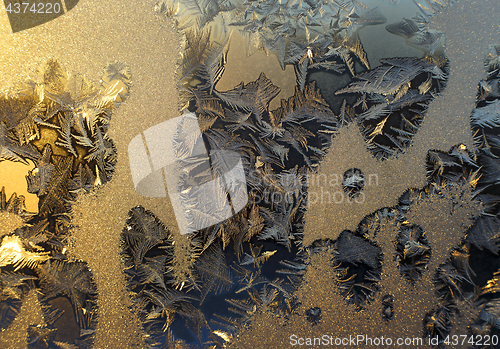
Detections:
0,58,131,347
114,3,500,349
1,0,500,348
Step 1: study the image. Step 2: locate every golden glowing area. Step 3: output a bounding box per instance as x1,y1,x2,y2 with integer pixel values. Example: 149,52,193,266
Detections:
0,161,37,212
216,30,296,111
0,235,50,271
